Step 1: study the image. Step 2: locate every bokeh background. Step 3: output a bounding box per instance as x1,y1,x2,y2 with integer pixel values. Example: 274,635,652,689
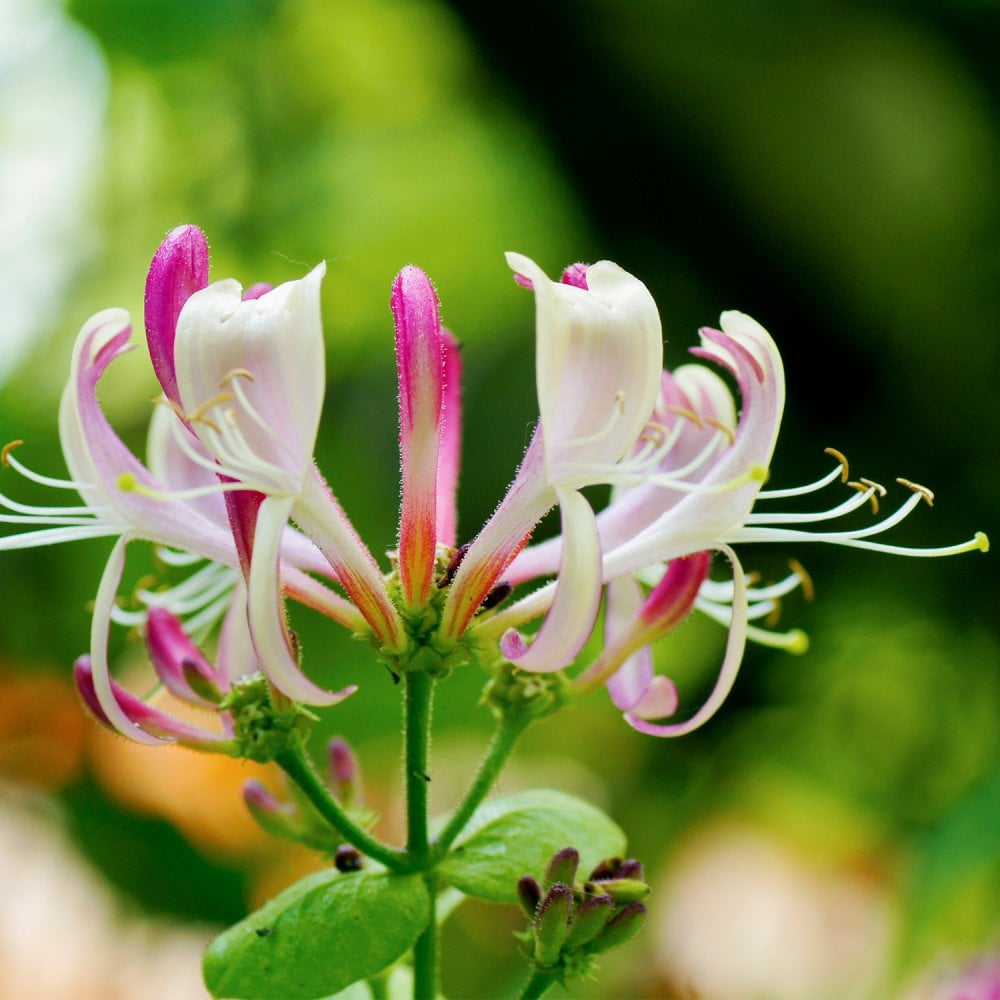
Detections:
1,0,998,997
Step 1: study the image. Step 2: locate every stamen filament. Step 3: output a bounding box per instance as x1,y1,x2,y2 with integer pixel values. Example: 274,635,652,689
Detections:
756,462,843,500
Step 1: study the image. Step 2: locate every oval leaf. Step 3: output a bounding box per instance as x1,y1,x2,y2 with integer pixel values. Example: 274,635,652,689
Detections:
203,870,430,999
437,788,626,903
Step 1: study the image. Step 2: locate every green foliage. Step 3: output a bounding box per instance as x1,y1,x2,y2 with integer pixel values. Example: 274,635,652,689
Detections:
437,790,626,903
203,869,430,999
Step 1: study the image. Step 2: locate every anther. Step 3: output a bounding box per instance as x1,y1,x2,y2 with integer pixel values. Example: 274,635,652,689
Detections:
787,558,814,602
858,477,887,498
1,440,24,469
705,418,735,445
188,391,235,426
896,478,935,507
824,447,850,483
848,480,882,515
221,367,255,386
764,596,782,629
665,405,704,429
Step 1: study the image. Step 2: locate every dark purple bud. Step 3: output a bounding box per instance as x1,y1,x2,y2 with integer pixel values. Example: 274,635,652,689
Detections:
479,581,513,612
564,893,614,951
559,262,590,289
144,224,209,407
544,847,580,888
615,859,644,881
588,856,624,882
534,884,573,968
438,542,469,588
587,901,646,955
517,875,542,917
335,845,363,872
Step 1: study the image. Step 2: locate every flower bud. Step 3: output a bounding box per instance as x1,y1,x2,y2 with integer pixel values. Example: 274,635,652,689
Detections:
583,877,649,904
544,847,579,888
327,736,362,806
533,884,573,968
517,875,542,918
587,901,646,955
563,893,614,951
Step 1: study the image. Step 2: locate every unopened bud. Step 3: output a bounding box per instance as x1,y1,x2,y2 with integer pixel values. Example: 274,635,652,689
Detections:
583,877,649,904
563,893,614,951
517,875,542,918
587,901,646,955
544,847,579,888
587,856,624,882
243,780,299,840
534,884,573,968
327,737,361,805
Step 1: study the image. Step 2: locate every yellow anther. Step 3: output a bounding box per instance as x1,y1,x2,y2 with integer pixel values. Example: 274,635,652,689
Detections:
189,390,234,425
665,405,703,429
221,367,255,386
824,446,850,483
896,478,935,507
705,417,736,445
848,480,882,515
764,596,783,629
639,421,671,445
975,531,990,553
745,570,762,586
1,439,24,469
858,477,887,498
788,558,815,602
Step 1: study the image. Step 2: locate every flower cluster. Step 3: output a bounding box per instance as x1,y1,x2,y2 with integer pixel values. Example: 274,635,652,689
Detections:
1,226,988,745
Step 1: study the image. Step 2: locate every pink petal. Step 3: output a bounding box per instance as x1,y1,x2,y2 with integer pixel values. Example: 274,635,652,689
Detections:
144,225,209,407
144,606,226,706
393,265,444,608
436,329,463,550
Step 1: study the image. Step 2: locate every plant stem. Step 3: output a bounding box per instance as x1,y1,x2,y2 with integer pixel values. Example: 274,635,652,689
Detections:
432,716,527,860
404,669,437,998
275,743,407,872
516,968,559,1000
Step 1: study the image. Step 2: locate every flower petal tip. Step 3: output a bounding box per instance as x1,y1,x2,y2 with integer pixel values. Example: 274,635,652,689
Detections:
500,628,529,661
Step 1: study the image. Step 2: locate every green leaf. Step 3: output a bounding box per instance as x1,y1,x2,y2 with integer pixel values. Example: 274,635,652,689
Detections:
436,789,626,904
203,869,430,999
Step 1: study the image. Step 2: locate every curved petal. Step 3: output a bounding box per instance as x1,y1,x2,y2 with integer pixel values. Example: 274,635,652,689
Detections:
86,534,166,744
59,310,233,563
144,224,209,407
174,264,326,492
602,313,784,581
500,488,602,672
247,495,357,705
626,544,748,737
604,575,653,711
506,253,662,479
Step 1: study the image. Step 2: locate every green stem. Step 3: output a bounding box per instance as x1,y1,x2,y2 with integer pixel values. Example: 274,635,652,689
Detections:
516,969,559,1000
432,716,527,860
275,742,407,872
404,670,437,998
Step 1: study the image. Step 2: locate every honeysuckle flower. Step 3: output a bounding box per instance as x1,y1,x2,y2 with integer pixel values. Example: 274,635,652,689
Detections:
152,233,403,698
488,308,988,736
439,254,662,671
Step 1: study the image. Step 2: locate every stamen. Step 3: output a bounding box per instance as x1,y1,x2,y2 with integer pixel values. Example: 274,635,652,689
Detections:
221,367,255,386
705,418,735,445
1,440,24,468
787,558,814,601
858,477,888,497
764,596,782,628
565,391,627,448
188,390,235,425
823,447,850,483
897,478,935,507
848,480,882,515
117,472,269,502
757,462,844,500
665,405,703,429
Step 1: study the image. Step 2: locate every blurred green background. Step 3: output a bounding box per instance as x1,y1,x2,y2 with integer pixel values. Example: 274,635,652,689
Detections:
0,0,997,997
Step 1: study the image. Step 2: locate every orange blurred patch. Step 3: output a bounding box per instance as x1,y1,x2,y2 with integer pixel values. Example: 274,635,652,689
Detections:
86,689,281,861
0,664,86,790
